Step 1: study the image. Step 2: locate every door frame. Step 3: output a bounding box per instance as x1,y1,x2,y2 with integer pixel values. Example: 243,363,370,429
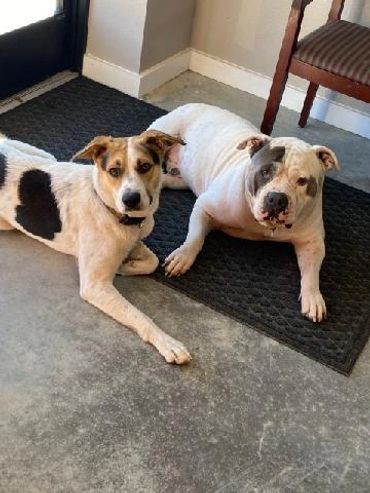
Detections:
67,0,90,72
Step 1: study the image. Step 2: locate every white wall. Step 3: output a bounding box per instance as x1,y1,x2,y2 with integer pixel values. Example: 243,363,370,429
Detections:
191,0,370,113
85,0,147,73
85,0,195,73
140,0,195,71
83,0,195,97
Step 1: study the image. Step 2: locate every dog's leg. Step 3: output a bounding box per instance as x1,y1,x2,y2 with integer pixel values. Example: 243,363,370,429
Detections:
7,140,57,161
294,238,326,322
118,242,159,276
79,246,191,364
0,217,14,230
164,200,212,277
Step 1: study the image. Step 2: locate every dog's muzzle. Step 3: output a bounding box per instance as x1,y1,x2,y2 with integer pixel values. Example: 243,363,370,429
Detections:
122,191,141,211
262,192,289,220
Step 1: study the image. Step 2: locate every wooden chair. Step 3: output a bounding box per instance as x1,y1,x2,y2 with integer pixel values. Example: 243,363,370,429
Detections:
261,0,370,135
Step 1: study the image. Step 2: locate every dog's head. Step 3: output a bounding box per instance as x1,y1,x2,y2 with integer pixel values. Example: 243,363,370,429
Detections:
73,130,185,217
237,134,339,228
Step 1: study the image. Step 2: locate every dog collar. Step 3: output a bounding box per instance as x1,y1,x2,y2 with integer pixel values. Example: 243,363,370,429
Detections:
97,193,146,227
119,214,146,226
106,204,146,227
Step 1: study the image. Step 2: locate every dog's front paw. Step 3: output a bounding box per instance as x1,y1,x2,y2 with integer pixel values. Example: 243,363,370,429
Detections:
300,289,326,323
164,245,197,277
157,335,192,365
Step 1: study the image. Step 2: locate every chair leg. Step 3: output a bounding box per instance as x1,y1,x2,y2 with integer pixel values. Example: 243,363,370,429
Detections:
260,1,308,135
299,82,319,128
261,71,290,135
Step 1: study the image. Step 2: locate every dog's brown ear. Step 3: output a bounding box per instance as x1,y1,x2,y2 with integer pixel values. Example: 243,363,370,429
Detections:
312,145,340,171
141,130,185,153
72,136,113,162
237,133,271,157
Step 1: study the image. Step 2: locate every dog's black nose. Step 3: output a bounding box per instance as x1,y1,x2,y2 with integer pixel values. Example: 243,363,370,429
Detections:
122,191,141,209
264,192,288,216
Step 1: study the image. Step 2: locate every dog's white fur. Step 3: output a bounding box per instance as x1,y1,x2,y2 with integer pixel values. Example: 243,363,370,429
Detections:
149,104,339,322
0,133,191,364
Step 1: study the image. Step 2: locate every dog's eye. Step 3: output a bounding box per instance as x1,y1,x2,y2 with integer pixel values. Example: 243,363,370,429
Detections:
109,167,121,178
261,168,271,178
297,177,308,186
137,162,152,174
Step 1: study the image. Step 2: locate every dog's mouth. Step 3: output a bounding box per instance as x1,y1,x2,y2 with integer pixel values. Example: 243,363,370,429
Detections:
256,212,293,230
259,220,294,232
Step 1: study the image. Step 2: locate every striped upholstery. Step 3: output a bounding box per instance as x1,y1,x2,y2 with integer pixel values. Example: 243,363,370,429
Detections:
294,20,370,85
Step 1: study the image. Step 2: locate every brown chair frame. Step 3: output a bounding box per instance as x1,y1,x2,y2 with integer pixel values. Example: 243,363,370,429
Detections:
261,0,370,135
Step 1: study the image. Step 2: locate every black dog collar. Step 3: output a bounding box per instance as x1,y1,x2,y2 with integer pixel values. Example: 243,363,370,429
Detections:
119,214,146,226
97,193,146,227
106,205,145,227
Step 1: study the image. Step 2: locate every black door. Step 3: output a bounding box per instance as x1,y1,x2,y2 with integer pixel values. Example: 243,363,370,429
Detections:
0,0,89,99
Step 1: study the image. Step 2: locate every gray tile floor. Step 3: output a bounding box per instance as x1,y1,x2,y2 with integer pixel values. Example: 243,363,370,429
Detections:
1,71,370,493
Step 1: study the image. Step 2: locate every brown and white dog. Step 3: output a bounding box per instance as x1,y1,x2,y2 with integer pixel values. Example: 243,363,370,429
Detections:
149,103,340,322
0,131,191,364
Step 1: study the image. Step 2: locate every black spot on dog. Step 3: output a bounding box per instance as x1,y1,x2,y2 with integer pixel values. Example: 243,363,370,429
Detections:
0,153,7,189
307,176,318,197
16,169,62,240
248,145,285,195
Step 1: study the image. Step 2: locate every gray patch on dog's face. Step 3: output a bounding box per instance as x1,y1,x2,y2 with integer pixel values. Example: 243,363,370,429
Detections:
248,145,285,196
0,152,7,189
306,175,318,197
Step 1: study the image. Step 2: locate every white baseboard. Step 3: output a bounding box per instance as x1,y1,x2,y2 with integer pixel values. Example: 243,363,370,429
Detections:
189,49,370,139
83,49,190,98
139,49,191,96
83,54,141,96
82,49,369,139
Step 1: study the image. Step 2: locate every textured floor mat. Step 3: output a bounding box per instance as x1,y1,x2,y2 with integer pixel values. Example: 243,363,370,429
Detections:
0,77,369,374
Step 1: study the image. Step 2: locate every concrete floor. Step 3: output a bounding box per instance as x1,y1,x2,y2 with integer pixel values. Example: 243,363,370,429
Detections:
1,71,370,493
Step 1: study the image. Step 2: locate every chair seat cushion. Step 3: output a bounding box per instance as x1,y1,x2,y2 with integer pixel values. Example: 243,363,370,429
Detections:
294,20,370,85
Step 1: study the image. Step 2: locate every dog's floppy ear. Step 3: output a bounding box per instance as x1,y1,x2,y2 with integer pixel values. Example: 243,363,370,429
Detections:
312,145,340,171
141,130,185,153
137,130,186,166
237,133,271,157
72,136,113,162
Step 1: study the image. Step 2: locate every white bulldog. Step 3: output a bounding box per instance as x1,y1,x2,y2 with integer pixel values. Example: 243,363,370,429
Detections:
149,103,340,322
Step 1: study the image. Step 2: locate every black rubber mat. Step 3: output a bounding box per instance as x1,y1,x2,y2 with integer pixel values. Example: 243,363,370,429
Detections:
0,77,369,374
